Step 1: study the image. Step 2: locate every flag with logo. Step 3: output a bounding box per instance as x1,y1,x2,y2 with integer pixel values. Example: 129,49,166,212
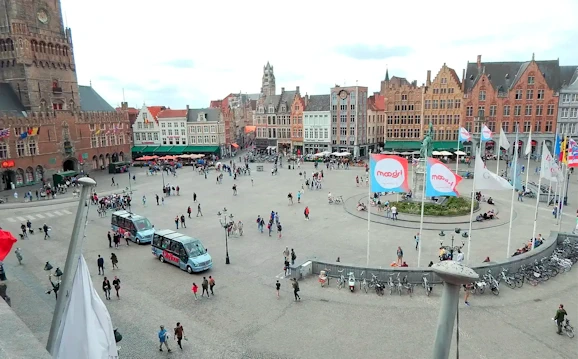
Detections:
0,128,11,139
474,152,513,190
568,138,578,168
425,158,462,197
499,128,510,150
540,143,557,181
481,125,492,141
369,154,409,193
458,127,472,142
524,129,533,156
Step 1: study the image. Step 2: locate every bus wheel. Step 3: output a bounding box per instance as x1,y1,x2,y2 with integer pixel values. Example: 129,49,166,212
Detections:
136,238,141,244
187,266,193,274
159,256,165,263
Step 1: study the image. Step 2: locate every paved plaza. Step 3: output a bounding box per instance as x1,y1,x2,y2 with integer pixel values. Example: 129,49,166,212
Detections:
1,156,577,359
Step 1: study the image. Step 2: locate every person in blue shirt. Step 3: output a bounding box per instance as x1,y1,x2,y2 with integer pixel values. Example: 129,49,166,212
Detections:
158,325,171,352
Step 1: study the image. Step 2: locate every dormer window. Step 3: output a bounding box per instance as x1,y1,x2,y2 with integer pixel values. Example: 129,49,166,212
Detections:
259,106,264,114
281,105,286,112
198,113,207,121
268,106,274,113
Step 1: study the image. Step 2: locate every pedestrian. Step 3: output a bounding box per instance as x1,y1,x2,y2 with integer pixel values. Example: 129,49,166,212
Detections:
174,322,185,350
201,277,210,297
158,325,171,352
14,248,23,265
156,194,159,205
107,231,112,248
187,206,192,218
162,197,165,205
191,283,198,300
251,177,254,186
304,206,310,220
179,214,186,228
287,192,293,205
111,253,119,269
111,177,115,186
464,284,471,306
142,195,146,206
283,247,290,261
391,205,398,220
113,233,120,248
267,220,273,236
277,222,282,239
555,304,568,334
197,203,203,217
396,246,403,266
102,277,111,300
414,232,420,250
193,192,197,202
276,280,281,298
112,276,121,298
291,278,301,301
0,262,6,281
256,215,262,231
297,190,301,203
291,248,296,265
232,184,237,196
20,223,27,239
209,276,215,295
284,259,290,277
97,255,104,275
123,231,130,246
43,223,50,239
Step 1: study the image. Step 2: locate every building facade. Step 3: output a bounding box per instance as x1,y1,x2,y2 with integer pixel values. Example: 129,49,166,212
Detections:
290,89,304,153
157,109,188,146
367,93,386,153
0,0,130,189
380,71,424,150
557,69,578,136
132,105,165,148
423,64,463,146
186,108,225,155
330,85,368,157
463,54,577,155
303,94,330,154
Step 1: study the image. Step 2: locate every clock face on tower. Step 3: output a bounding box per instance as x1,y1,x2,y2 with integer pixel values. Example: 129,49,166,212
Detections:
339,90,348,100
37,9,49,24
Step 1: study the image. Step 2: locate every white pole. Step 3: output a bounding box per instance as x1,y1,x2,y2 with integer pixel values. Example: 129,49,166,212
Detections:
546,180,551,206
558,165,568,232
417,158,427,267
531,169,543,250
496,131,501,177
466,138,483,264
506,128,519,258
366,170,371,266
455,135,460,174
525,153,531,189
556,170,563,225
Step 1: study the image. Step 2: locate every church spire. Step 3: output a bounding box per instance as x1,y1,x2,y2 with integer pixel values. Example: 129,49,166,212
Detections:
385,68,389,81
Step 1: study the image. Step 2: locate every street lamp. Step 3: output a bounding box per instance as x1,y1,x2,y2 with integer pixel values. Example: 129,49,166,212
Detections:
44,262,62,300
439,232,465,261
217,208,233,265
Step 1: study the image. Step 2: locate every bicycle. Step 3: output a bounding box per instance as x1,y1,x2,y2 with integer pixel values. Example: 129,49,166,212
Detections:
422,273,433,296
336,269,345,289
395,273,404,296
554,318,575,338
402,275,414,297
498,268,517,289
359,271,368,293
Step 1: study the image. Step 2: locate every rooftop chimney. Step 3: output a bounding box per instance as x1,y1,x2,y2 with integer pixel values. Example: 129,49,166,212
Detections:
296,86,300,94
186,104,189,111
461,69,466,92
426,70,432,86
281,87,285,92
477,55,482,70
121,101,128,110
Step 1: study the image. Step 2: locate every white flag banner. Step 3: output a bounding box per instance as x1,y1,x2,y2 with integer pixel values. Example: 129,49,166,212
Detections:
499,128,511,150
55,255,118,359
540,144,558,182
474,152,513,191
525,129,532,155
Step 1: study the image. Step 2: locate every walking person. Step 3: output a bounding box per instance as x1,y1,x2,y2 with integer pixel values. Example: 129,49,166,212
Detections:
187,206,192,218
197,203,203,217
396,247,403,266
102,277,111,300
275,280,281,298
283,247,290,261
158,325,171,352
291,248,296,265
142,195,146,206
464,284,471,306
111,253,119,269
107,231,112,248
291,278,301,301
97,255,104,275
277,222,283,239
112,276,121,299
174,323,185,350
43,223,50,239
284,259,290,277
175,216,179,229
14,248,23,265
304,206,310,220
113,233,120,248
201,277,210,297
208,276,215,295
156,194,160,205
414,232,420,250
555,304,568,335
111,177,115,186
123,231,130,246
191,283,199,300
180,215,187,228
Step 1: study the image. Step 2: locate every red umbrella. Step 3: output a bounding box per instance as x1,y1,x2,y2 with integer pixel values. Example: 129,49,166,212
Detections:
0,230,17,261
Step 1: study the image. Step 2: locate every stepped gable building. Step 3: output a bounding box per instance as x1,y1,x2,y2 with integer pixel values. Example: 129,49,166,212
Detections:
463,54,577,155
557,68,578,137
0,0,129,190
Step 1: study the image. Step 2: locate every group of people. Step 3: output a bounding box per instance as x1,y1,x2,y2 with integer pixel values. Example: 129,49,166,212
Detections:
512,235,545,256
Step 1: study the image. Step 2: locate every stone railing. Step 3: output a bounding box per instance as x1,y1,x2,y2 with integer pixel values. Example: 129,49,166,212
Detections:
0,300,51,358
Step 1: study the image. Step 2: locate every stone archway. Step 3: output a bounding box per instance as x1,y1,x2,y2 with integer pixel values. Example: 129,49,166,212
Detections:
63,158,77,171
99,154,104,169
92,155,98,170
15,168,24,186
35,165,44,182
111,152,119,163
1,170,15,190
25,166,34,184
119,151,124,162
105,153,111,167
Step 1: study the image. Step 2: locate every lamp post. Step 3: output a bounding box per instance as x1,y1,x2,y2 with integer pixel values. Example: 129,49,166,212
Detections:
217,208,233,264
439,231,465,261
43,261,63,300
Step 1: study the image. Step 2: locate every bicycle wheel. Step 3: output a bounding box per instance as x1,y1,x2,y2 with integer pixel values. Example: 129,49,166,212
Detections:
506,278,516,289
477,286,485,295
566,325,575,338
549,268,558,277
515,277,524,288
337,279,343,289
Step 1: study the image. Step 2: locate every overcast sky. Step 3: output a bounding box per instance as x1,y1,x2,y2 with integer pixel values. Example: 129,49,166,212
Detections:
61,0,578,109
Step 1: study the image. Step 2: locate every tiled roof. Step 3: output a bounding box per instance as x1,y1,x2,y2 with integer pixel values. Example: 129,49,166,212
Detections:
115,107,139,115
368,94,386,111
78,85,115,112
277,90,296,113
187,108,221,122
147,106,165,120
560,66,578,88
305,94,330,111
464,59,568,92
209,100,222,108
0,83,26,117
157,109,188,119
447,68,462,87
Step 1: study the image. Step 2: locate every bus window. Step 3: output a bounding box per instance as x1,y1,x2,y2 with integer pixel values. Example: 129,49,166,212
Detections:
169,241,180,253
177,243,188,261
134,218,153,231
161,238,171,250
153,234,162,247
184,240,206,257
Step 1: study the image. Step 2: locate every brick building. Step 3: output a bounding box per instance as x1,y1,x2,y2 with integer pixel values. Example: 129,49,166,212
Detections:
290,90,305,153
463,54,577,155
0,0,130,190
210,93,259,152
330,85,368,157
367,93,386,153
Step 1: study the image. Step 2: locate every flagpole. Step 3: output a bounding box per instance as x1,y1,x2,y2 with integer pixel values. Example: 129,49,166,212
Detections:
466,136,483,264
506,126,519,258
417,158,427,267
496,129,502,177
366,168,371,266
558,164,568,232
455,132,460,174
547,180,551,206
531,141,545,250
556,167,564,226
524,129,532,188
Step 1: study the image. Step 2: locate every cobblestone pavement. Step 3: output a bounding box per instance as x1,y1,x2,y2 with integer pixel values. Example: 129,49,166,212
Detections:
0,157,577,359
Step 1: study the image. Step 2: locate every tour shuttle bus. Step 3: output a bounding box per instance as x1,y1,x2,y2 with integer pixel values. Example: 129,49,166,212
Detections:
111,210,154,244
151,229,213,273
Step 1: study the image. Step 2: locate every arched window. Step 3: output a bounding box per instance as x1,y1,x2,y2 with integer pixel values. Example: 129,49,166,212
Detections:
31,40,38,52
47,43,54,54
63,46,68,56
39,41,46,53
6,39,13,51
0,39,5,52
55,44,61,55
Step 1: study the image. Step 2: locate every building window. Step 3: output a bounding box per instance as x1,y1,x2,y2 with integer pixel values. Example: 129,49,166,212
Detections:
0,141,7,159
477,106,485,118
147,133,152,141
180,129,185,136
528,76,535,84
514,105,521,116
401,94,407,101
91,135,98,148
545,121,553,132
526,90,533,100
466,106,473,117
525,105,532,116
572,108,578,118
515,89,523,100
16,140,26,157
137,123,143,129
210,125,216,133
534,121,541,132
479,90,486,101
489,105,497,117
161,130,166,135
204,135,209,143
503,105,510,116
536,105,543,116
524,121,531,132
547,104,555,116
561,108,569,118
100,135,107,147
154,133,159,140
161,123,165,128
135,133,140,141
537,89,545,100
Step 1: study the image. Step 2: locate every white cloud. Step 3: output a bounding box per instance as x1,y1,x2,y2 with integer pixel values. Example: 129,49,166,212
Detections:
61,0,578,108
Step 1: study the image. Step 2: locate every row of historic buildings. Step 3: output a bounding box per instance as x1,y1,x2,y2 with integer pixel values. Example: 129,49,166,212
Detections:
204,57,578,157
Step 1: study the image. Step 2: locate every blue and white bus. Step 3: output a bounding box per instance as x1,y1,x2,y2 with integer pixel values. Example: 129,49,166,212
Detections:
151,229,212,273
111,210,154,244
